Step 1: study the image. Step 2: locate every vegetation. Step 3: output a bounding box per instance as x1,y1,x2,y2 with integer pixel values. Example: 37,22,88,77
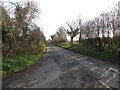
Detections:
1,1,46,77
56,42,117,61
51,4,120,63
2,53,43,77
66,23,79,43
51,26,67,43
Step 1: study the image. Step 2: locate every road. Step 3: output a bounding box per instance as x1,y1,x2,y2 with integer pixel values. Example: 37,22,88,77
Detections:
2,45,119,88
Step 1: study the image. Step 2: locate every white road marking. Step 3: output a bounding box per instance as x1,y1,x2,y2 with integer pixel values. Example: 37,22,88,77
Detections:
99,68,119,88
91,67,98,71
89,63,93,64
99,80,110,88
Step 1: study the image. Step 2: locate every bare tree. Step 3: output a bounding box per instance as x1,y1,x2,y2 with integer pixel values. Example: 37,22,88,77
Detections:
56,26,67,42
94,17,102,48
66,22,79,43
78,19,82,46
10,1,39,37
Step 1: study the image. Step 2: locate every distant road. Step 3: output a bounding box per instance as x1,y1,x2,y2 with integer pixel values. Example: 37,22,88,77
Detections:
3,45,119,88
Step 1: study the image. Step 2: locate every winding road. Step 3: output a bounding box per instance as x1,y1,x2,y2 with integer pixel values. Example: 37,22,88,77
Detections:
3,45,119,88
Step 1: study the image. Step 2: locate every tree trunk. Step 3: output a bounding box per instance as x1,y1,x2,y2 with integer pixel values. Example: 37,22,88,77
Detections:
79,31,82,46
71,37,74,44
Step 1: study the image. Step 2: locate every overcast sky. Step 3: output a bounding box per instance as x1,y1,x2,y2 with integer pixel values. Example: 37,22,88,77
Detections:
2,0,120,39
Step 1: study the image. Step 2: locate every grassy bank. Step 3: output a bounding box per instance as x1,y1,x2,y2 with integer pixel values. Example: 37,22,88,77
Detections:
55,43,117,61
2,53,44,77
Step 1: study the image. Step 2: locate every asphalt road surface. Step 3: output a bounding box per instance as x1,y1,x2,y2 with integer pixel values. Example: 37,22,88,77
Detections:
2,45,120,88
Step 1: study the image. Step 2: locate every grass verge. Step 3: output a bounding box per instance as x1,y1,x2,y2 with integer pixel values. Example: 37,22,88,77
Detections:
2,53,43,77
55,43,117,61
